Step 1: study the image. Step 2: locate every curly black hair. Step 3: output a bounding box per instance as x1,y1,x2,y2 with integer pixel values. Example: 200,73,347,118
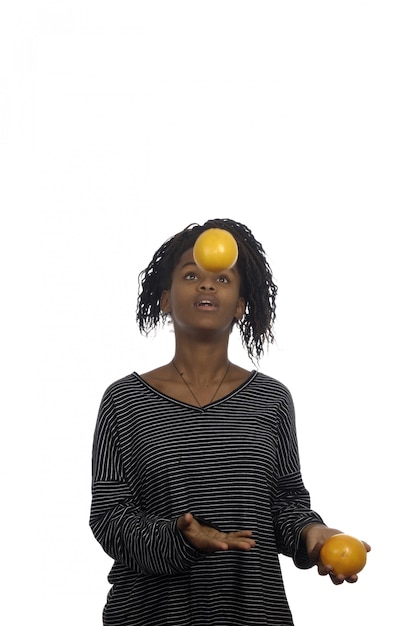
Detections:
136,218,278,362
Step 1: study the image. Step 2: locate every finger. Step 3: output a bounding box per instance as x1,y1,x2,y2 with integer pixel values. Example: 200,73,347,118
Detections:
192,534,231,553
177,512,194,531
310,541,325,564
317,564,333,577
230,530,254,539
330,573,345,586
228,532,256,547
208,540,229,552
228,539,256,551
238,537,256,548
345,575,358,584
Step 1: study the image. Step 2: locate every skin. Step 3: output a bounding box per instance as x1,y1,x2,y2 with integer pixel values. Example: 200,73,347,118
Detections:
142,248,249,406
141,248,371,584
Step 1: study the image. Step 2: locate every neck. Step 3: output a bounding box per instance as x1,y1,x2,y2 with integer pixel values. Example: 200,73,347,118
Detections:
171,357,231,407
172,345,230,386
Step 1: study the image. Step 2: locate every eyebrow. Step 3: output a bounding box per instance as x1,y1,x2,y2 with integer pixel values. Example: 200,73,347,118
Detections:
179,261,198,269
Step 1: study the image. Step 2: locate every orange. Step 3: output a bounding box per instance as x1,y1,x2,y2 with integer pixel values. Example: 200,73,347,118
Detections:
193,228,239,273
320,533,367,577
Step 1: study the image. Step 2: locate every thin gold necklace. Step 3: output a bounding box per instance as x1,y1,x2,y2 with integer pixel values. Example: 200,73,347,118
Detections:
171,359,231,407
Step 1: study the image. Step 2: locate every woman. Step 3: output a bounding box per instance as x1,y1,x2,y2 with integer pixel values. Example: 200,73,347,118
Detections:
90,218,369,625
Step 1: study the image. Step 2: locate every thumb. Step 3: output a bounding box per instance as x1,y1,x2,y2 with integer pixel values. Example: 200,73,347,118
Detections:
177,512,194,531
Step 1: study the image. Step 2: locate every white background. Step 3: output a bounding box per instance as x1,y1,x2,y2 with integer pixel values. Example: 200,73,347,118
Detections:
1,2,415,624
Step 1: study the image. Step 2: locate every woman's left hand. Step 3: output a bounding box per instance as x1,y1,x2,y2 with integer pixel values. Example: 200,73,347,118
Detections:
301,523,371,585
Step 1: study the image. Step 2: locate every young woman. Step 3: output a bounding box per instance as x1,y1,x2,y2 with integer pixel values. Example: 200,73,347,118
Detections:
90,218,370,625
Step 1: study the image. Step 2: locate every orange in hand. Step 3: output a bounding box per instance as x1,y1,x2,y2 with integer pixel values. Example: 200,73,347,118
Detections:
193,228,238,273
320,533,367,578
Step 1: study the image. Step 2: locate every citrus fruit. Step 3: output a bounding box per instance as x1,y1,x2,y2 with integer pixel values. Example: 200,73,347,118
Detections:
320,533,367,577
193,228,238,273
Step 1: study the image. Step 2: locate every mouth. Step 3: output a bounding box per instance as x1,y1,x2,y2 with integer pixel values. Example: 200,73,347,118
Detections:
194,297,219,309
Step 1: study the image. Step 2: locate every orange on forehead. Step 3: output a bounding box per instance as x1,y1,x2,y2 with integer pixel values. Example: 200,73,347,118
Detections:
193,228,239,273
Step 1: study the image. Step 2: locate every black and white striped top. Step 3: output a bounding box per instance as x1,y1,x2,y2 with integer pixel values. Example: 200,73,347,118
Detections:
90,370,324,625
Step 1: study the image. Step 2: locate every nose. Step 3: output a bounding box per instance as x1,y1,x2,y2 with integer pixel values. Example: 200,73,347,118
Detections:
198,274,216,291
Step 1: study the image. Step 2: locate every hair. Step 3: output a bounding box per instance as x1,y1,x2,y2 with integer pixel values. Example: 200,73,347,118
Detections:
136,218,278,362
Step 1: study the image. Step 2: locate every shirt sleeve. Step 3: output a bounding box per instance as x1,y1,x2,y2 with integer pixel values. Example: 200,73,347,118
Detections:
89,386,205,575
271,387,325,569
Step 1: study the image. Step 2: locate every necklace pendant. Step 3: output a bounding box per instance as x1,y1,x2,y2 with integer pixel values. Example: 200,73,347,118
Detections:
172,359,231,407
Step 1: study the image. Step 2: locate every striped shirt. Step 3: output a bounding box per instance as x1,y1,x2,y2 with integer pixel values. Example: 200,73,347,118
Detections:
90,371,324,625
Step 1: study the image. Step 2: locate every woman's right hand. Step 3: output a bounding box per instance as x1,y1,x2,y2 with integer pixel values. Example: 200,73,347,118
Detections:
177,512,256,553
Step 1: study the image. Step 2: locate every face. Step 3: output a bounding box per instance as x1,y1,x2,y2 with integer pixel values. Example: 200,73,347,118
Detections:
160,248,245,336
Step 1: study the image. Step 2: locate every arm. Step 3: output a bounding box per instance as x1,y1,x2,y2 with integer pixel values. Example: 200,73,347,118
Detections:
89,388,204,576
271,389,325,569
271,389,371,580
271,471,325,569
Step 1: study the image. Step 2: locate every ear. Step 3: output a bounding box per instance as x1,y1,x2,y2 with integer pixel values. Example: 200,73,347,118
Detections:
160,290,171,314
234,296,246,321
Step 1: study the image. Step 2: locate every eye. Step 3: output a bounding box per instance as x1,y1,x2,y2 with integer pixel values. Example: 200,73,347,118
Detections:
217,275,230,283
184,272,198,280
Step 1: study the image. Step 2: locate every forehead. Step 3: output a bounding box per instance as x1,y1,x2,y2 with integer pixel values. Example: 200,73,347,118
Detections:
176,248,195,267
173,248,240,277
170,248,195,275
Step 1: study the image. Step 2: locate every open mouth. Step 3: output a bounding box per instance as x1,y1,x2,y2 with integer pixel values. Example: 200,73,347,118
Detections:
195,299,218,309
